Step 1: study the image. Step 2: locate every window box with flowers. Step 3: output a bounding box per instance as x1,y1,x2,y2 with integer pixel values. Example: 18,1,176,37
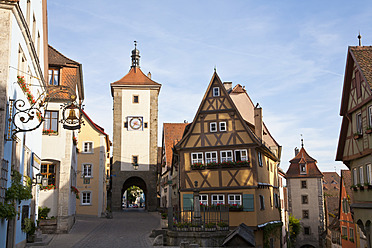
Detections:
206,162,219,169
341,235,348,240
71,186,80,199
221,161,235,168
41,184,56,191
17,76,36,105
351,185,358,191
354,133,363,140
234,160,250,167
228,204,244,211
357,183,364,191
191,163,205,170
364,182,372,190
42,129,58,135
366,127,372,134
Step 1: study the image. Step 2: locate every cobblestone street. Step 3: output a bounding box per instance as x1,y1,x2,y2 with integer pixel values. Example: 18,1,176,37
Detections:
31,209,161,248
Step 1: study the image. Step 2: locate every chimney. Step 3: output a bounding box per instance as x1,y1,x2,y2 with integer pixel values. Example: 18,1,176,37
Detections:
294,147,299,156
147,72,151,79
223,82,232,92
254,104,263,140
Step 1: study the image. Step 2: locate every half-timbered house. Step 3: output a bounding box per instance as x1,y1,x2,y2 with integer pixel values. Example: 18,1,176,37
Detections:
174,72,282,247
336,45,372,248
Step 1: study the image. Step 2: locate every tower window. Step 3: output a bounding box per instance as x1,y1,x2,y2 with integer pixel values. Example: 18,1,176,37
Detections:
302,195,308,204
133,95,139,103
212,87,220,97
303,210,309,219
300,163,307,174
301,180,307,189
304,227,310,235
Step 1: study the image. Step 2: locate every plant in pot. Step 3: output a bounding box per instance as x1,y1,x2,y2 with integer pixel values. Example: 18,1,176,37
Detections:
22,218,36,243
350,185,358,191
217,222,229,231
366,127,372,134
354,132,362,140
357,183,364,190
204,222,216,231
364,182,372,190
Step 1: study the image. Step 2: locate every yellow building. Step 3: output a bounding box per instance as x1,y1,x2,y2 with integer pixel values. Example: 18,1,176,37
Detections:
76,110,110,217
174,72,282,247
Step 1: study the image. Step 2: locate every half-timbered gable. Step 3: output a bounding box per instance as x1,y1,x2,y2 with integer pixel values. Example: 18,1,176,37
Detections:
175,72,282,247
336,45,372,247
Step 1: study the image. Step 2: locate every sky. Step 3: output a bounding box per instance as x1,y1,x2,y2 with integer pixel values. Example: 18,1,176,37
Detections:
47,1,372,174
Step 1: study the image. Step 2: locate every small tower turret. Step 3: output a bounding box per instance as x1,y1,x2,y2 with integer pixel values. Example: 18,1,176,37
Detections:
131,41,140,68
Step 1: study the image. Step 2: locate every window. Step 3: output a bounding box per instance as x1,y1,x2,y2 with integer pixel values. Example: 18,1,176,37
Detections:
342,226,348,238
144,122,148,128
211,194,224,205
257,151,262,167
212,87,220,97
41,163,56,186
302,195,308,204
369,106,372,128
342,198,349,213
301,180,307,189
219,122,227,131
353,168,358,185
273,193,279,208
359,166,364,184
48,68,59,85
259,195,265,210
228,194,241,205
235,150,248,162
82,164,92,178
0,159,9,204
220,150,233,162
356,113,362,134
304,227,310,235
191,153,203,164
205,151,217,163
366,164,372,184
349,228,354,242
303,210,309,219
199,194,208,206
83,142,93,153
132,156,138,167
43,110,58,133
210,122,217,132
133,95,139,103
82,192,91,205
300,163,307,174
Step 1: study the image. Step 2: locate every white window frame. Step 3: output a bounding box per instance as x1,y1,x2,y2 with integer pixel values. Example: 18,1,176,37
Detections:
210,122,217,132
353,168,358,185
359,166,364,184
228,194,241,205
83,141,93,153
82,163,93,178
212,87,220,97
199,194,208,206
220,150,233,162
234,149,248,162
81,191,92,205
300,163,307,174
219,122,227,132
349,227,354,240
191,152,203,164
211,194,224,205
356,112,362,134
368,106,372,128
205,151,217,163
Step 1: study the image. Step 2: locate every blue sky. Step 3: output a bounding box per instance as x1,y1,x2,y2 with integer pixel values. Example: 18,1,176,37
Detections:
48,1,372,174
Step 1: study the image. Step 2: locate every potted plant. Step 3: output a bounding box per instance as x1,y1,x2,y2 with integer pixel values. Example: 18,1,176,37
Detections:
176,222,189,231
217,222,229,231
365,182,372,190
351,185,358,191
22,218,36,243
357,183,364,190
366,127,372,134
354,132,362,140
204,222,216,231
71,186,80,199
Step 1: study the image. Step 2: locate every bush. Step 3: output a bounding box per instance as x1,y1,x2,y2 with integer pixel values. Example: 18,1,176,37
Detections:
22,218,36,235
38,206,51,220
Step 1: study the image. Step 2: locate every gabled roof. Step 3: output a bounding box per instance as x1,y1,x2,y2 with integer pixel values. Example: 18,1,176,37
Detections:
222,223,255,247
48,45,80,66
286,147,323,178
111,67,161,86
323,172,340,195
81,110,110,152
336,46,372,162
340,170,354,204
162,123,188,169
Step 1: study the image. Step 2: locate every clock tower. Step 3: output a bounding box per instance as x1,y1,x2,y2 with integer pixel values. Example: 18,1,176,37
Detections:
110,43,161,211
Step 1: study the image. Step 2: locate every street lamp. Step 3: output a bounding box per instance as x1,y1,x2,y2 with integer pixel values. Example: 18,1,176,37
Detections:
33,173,43,185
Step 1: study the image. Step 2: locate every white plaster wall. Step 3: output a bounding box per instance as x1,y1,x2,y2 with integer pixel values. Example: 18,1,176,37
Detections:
121,89,150,171
39,189,58,217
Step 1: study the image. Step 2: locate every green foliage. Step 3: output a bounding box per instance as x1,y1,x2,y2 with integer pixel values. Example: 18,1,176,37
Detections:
0,170,32,220
263,222,282,248
217,222,228,227
126,186,143,204
38,206,51,220
22,218,36,235
205,222,216,228
289,214,301,247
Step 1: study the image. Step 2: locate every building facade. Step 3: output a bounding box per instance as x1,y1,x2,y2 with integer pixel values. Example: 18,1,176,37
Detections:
336,45,372,248
174,73,282,247
286,146,326,248
278,168,289,248
110,44,161,211
39,45,84,233
75,111,110,217
0,0,47,247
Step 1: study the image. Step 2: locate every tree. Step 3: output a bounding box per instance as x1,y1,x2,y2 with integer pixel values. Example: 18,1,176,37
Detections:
288,214,301,247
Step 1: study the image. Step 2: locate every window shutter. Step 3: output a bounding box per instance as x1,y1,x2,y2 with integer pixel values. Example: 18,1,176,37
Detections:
183,194,193,210
243,194,254,211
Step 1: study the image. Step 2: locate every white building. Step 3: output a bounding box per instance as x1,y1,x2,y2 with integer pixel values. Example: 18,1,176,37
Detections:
0,0,47,247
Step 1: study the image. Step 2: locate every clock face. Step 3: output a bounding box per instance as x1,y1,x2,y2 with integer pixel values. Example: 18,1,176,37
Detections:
129,117,142,130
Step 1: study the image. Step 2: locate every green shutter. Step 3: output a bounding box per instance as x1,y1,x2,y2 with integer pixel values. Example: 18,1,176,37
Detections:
183,194,193,210
243,194,254,211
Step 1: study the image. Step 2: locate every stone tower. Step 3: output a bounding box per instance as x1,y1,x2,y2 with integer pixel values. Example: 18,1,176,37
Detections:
286,145,325,248
110,43,161,211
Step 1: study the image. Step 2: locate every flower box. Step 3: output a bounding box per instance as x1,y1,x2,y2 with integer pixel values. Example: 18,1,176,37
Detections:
354,133,363,140
366,129,372,134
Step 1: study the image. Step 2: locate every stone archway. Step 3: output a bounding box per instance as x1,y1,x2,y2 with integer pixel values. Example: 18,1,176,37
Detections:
122,176,147,210
300,245,315,248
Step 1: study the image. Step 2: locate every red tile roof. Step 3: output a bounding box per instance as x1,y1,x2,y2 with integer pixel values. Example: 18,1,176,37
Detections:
111,67,161,86
341,170,354,204
49,45,80,66
81,110,110,152
285,147,323,178
350,46,372,88
323,172,340,196
231,84,246,93
163,123,188,169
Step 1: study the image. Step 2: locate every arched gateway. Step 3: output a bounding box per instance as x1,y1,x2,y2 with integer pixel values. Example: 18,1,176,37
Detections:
110,43,161,211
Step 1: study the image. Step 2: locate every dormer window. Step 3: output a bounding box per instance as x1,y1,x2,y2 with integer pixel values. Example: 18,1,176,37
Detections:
300,163,307,174
213,87,220,97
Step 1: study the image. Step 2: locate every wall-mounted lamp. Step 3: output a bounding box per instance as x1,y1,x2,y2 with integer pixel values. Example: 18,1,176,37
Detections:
33,173,43,185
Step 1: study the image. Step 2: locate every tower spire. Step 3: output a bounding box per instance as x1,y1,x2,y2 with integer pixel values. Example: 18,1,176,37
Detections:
358,32,362,46
131,41,140,68
301,134,304,148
